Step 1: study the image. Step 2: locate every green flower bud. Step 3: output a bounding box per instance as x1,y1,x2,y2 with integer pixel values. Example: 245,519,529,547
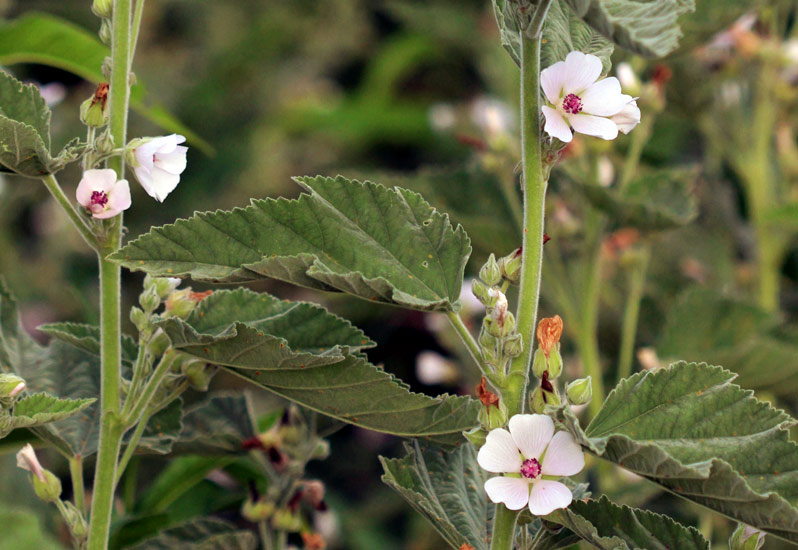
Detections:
499,248,522,284
529,386,546,414
730,524,766,550
310,439,330,461
129,307,149,333
62,501,87,541
182,361,217,392
271,508,302,532
478,399,508,430
145,275,181,300
148,329,170,357
80,97,108,128
479,254,502,287
164,288,197,319
98,18,112,45
242,497,275,522
478,327,498,350
547,345,563,379
33,469,62,503
0,374,26,407
471,279,492,306
504,333,523,358
566,376,593,406
91,0,112,18
531,348,547,379
139,286,161,313
464,426,487,447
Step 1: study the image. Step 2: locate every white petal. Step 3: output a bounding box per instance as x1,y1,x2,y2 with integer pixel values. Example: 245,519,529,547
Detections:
541,431,585,477
133,165,156,199
562,52,603,94
580,78,629,116
76,169,117,207
154,146,188,174
508,414,554,460
109,180,132,211
484,476,531,510
542,106,572,143
610,101,641,134
540,60,568,104
528,480,573,516
148,168,181,202
568,113,619,140
477,428,522,473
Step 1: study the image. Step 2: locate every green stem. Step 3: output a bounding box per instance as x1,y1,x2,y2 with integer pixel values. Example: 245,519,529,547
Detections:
446,311,485,373
122,337,151,417
122,456,140,512
618,114,654,192
115,410,152,484
130,0,146,58
123,351,177,425
259,521,273,550
41,175,98,250
528,526,545,549
490,505,518,550
498,169,524,234
616,244,650,382
86,0,133,546
69,456,86,516
505,26,549,418
273,530,287,550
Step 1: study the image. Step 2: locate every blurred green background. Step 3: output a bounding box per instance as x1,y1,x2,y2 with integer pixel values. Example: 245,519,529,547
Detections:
1,0,798,548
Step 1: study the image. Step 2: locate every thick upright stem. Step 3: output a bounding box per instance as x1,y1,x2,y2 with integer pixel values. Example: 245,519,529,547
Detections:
505,29,547,418
87,0,133,547
490,505,518,550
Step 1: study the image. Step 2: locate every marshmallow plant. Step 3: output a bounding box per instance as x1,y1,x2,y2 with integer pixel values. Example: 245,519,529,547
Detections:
1,1,797,550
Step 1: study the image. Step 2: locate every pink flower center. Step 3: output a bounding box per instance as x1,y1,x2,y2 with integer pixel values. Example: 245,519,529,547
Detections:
562,93,583,115
90,190,109,207
520,458,541,479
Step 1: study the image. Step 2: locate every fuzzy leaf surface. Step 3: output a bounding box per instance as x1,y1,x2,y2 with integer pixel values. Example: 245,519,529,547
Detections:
38,322,139,365
112,176,472,312
8,393,94,431
553,362,798,543
547,496,710,550
563,0,695,58
381,441,489,550
543,0,614,72
176,394,256,454
129,518,257,550
159,290,479,447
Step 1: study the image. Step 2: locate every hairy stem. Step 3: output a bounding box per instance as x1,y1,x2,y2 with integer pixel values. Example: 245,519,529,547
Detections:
616,244,650,382
490,505,519,550
41,174,98,250
69,456,86,516
86,0,133,546
446,311,485,373
124,351,178,426
115,410,152,484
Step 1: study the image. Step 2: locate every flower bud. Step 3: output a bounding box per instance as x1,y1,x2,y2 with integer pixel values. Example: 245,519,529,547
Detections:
547,346,563,379
242,497,275,522
489,289,508,324
730,524,766,550
471,279,492,306
479,254,502,287
99,18,112,45
478,327,498,350
463,426,487,447
0,374,26,407
164,288,197,319
33,469,62,502
499,248,522,284
91,0,112,18
478,399,508,430
566,376,593,406
62,501,88,541
182,361,218,392
504,333,523,357
144,275,182,300
139,286,161,313
129,307,149,333
528,385,560,414
148,329,171,357
272,508,302,532
310,439,330,461
536,315,563,358
531,348,547,379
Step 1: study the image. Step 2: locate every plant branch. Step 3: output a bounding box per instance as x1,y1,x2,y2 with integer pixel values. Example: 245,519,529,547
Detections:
490,505,519,550
617,243,650,382
69,456,86,516
123,351,178,426
41,174,98,251
446,311,485,373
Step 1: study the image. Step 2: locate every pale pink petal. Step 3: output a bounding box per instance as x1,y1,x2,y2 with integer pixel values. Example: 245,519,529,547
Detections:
95,169,119,193
610,101,641,134
484,476,531,510
149,167,181,202
109,180,132,212
477,428,523,473
541,431,585,477
528,480,573,516
580,78,628,116
562,52,603,94
155,146,188,174
509,414,554,460
134,141,159,170
540,60,568,104
568,113,619,140
542,106,572,143
16,444,46,482
76,175,94,208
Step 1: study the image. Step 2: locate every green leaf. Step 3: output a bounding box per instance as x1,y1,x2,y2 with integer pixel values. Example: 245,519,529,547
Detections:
547,496,710,550
543,0,614,72
553,362,798,544
137,457,238,515
158,291,479,447
0,69,50,144
380,441,489,550
762,202,798,230
657,288,798,396
177,393,256,454
0,13,212,155
568,168,698,230
562,0,695,58
38,322,139,365
0,504,65,550
7,393,94,432
130,398,184,455
129,518,257,550
112,175,472,312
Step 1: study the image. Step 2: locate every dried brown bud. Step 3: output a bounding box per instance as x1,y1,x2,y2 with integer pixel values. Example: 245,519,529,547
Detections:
536,315,563,358
475,377,499,410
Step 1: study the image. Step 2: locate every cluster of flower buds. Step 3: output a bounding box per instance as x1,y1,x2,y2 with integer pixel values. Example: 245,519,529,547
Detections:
0,373,26,409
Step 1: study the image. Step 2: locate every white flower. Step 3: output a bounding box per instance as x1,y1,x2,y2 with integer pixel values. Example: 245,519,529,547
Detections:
131,134,188,202
415,351,458,385
477,414,585,516
471,97,515,137
76,169,131,219
16,443,46,483
540,51,640,143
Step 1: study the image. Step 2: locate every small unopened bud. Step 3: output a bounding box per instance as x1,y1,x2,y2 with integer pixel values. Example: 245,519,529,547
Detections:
182,361,217,392
566,376,593,406
532,348,547,379
242,497,275,522
0,374,26,407
489,289,508,323
310,439,330,461
148,329,170,357
478,327,498,350
504,333,523,357
91,0,112,18
479,254,502,286
272,508,302,532
463,426,487,447
536,315,563,358
139,286,161,313
499,248,522,284
164,288,197,319
478,399,508,430
547,346,563,379
144,275,181,300
62,501,87,540
129,307,149,333
98,18,112,45
471,280,492,306
79,83,109,128
730,524,766,550
528,385,560,414
17,445,62,503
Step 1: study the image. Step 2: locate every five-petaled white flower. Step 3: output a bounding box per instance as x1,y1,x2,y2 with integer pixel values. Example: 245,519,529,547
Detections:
477,414,585,516
540,51,640,143
76,169,131,219
130,134,188,202
16,443,46,483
